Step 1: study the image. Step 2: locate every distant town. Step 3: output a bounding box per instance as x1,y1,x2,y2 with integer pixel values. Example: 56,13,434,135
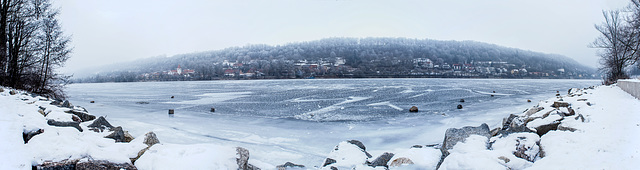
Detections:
127,57,593,82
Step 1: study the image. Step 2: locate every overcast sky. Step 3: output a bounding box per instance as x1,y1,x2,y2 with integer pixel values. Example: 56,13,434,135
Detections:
56,0,629,75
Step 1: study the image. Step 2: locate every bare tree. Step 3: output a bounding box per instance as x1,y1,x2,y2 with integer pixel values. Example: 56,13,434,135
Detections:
591,10,636,84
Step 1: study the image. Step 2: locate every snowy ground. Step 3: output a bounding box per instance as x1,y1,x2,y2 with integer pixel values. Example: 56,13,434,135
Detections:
1,84,639,169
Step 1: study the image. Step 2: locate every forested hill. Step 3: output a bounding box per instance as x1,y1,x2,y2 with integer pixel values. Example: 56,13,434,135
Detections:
78,37,596,82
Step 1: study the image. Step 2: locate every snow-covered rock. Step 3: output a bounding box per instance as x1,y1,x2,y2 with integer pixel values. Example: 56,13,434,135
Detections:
441,123,491,157
321,140,372,169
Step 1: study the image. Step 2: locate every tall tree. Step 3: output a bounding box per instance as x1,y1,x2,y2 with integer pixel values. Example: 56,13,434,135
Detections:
592,10,636,84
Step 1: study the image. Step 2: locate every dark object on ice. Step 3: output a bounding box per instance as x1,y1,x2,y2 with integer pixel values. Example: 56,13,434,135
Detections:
551,101,570,108
90,101,95,103
62,100,72,108
527,99,532,102
586,102,592,106
143,132,160,146
211,107,216,112
322,158,337,167
556,91,559,93
535,121,561,136
76,160,137,170
276,162,305,169
556,93,561,96
34,159,78,170
411,145,423,148
171,96,174,99
64,110,96,122
493,91,496,93
236,147,260,170
367,152,395,168
105,126,134,142
135,101,149,104
457,104,463,109
441,123,490,157
491,94,495,97
459,99,465,102
168,109,174,114
47,119,83,132
88,116,114,132
409,106,418,112
23,129,44,143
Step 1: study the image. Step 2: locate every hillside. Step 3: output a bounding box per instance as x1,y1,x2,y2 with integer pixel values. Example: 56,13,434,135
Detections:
76,37,596,82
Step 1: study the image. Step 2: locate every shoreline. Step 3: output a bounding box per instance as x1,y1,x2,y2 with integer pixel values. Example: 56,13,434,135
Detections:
2,83,639,169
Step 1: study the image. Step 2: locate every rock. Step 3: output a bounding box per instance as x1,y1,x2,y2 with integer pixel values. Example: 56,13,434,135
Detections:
323,140,372,168
558,124,577,132
366,152,395,168
143,132,160,146
0,88,3,92
566,107,576,116
498,156,510,163
90,101,95,103
493,91,496,93
47,119,83,132
276,162,304,170
524,106,544,117
491,94,495,97
87,116,114,132
71,115,81,122
322,158,337,167
534,121,561,136
34,159,78,170
498,114,535,136
105,126,134,142
558,98,564,101
551,101,569,108
586,102,592,106
513,134,541,162
171,96,174,99
64,110,96,122
389,157,414,167
555,93,560,96
236,147,260,170
168,109,174,114
409,106,418,112
527,99,532,102
575,114,585,122
411,145,423,148
76,160,137,170
23,129,44,144
577,99,587,101
457,104,463,109
9,90,17,95
490,128,500,137
62,100,72,108
211,107,216,112
459,99,465,102
135,101,149,104
441,123,491,157
38,109,47,116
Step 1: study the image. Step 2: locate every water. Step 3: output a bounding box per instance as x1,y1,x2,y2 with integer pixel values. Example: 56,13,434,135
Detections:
66,78,598,167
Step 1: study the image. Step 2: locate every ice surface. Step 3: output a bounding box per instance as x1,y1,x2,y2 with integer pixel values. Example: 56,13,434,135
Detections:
65,79,600,167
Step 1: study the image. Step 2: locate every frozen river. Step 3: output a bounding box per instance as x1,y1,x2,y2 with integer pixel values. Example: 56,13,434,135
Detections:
67,78,599,167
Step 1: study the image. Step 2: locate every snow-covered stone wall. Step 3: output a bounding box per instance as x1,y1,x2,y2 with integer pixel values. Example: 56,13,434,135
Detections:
618,79,640,99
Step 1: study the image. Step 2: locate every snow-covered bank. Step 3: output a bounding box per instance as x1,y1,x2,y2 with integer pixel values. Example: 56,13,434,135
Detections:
2,83,639,169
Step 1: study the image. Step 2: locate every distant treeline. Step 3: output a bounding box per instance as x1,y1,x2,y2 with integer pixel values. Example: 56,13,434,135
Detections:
76,37,594,83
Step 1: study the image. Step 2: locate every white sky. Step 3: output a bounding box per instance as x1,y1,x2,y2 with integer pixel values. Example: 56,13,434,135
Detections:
56,0,630,74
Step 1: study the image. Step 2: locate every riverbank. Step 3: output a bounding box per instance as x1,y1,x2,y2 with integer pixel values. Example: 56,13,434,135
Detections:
1,83,639,169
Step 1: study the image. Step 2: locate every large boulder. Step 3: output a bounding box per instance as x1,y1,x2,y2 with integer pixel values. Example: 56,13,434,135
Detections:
551,101,569,108
322,140,372,169
62,100,72,108
87,116,114,132
76,160,137,170
236,147,260,170
498,114,535,136
276,162,305,170
366,152,394,168
143,132,160,147
441,123,491,157
105,126,134,142
64,110,96,122
47,119,83,132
